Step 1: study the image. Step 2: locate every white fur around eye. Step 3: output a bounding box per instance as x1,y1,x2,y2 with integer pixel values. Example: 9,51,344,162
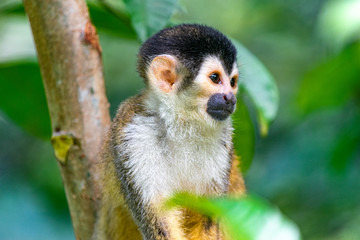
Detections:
193,55,238,96
195,56,225,89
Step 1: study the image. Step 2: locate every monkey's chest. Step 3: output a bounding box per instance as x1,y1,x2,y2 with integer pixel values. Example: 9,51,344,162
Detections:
163,144,229,193
119,120,231,203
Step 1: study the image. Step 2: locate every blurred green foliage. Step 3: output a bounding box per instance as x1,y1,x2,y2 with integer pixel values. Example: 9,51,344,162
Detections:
1,0,359,239
0,61,51,139
123,0,179,41
298,43,360,115
167,193,300,240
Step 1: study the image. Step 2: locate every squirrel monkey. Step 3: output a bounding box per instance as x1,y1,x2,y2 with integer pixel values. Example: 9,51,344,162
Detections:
94,24,245,240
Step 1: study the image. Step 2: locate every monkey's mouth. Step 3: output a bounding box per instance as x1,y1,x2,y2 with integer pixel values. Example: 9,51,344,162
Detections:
207,107,234,121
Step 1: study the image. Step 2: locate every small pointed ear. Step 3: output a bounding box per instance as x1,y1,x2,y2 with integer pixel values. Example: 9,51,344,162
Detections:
148,55,178,93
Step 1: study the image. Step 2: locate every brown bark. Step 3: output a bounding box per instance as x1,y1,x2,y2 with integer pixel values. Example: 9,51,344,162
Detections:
22,0,111,239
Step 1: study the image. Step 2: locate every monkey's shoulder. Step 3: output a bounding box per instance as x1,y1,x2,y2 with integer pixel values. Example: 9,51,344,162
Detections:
110,92,147,138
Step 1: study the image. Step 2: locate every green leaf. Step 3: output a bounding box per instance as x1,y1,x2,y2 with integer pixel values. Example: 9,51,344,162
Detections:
232,39,279,136
0,61,51,139
232,97,255,173
166,193,301,240
297,42,360,115
0,1,24,15
123,0,179,42
88,3,137,39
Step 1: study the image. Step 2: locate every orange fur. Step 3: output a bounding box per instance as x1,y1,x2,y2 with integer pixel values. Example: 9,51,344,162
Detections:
228,155,246,195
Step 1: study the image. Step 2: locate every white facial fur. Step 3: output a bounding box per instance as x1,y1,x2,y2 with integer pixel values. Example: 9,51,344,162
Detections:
192,56,239,124
146,55,239,128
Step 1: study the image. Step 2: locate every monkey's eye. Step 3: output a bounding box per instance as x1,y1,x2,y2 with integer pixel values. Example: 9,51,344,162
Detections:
230,77,237,87
209,73,221,84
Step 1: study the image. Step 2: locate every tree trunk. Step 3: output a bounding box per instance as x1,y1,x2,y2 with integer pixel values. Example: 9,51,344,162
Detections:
22,0,111,239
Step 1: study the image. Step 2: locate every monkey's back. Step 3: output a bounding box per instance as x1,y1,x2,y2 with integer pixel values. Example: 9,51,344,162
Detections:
94,93,146,240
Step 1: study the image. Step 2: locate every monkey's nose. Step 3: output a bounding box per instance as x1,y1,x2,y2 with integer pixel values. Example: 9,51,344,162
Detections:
206,93,237,121
223,93,237,106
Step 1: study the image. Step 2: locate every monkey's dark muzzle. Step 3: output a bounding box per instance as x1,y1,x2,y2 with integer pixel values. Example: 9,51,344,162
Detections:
206,93,236,121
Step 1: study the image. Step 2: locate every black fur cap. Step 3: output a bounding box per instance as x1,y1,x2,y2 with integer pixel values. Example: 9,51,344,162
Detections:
137,24,237,87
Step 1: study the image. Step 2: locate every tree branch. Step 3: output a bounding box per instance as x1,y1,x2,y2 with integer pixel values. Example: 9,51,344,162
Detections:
22,0,111,239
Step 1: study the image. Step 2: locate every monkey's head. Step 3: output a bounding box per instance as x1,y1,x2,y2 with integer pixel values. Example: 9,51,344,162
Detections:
138,24,238,125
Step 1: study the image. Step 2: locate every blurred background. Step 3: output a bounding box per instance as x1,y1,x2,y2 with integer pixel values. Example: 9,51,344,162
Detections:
1,0,359,239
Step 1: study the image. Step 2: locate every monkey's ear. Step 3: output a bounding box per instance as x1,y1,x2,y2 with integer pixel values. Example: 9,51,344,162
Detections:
148,55,178,93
